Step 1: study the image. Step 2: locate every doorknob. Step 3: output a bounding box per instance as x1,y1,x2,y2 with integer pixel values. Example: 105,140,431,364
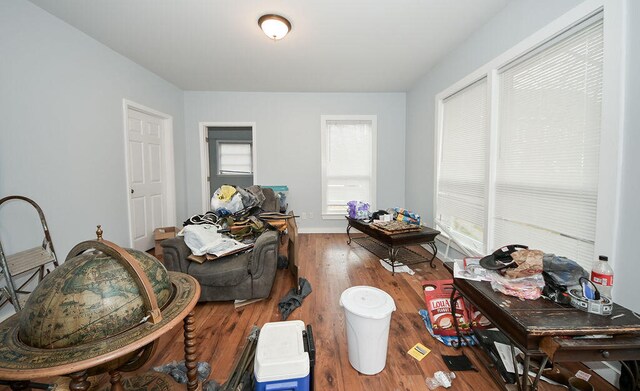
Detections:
130,189,134,194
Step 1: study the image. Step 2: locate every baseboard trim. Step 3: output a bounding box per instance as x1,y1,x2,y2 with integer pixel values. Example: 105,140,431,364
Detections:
299,227,349,234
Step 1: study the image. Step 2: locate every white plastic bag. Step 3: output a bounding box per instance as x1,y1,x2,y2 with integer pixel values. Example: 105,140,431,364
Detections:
211,190,244,214
182,224,222,256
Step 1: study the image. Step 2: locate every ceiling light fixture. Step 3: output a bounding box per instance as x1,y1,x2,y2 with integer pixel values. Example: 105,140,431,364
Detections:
258,14,291,41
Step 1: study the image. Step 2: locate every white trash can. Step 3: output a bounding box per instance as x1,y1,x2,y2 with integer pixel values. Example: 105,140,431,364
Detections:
339,286,396,375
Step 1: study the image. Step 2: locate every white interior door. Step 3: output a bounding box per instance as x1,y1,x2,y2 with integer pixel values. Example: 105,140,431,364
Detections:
127,108,166,251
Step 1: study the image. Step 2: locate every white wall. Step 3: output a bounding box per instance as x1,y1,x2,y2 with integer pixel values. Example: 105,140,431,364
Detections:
182,92,406,231
614,0,640,312
406,0,639,312
0,1,185,319
405,0,582,225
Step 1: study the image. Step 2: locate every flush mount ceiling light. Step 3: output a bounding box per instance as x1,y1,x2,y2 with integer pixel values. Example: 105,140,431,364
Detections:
258,14,291,41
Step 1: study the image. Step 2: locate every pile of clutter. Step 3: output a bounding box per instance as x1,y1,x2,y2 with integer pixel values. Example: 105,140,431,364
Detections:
181,185,293,261
347,201,421,226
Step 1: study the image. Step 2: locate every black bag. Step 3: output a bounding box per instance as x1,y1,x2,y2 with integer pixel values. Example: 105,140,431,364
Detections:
541,254,588,304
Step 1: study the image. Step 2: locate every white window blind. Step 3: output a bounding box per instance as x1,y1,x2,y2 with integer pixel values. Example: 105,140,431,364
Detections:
437,79,488,254
217,142,252,175
494,19,603,268
321,117,376,216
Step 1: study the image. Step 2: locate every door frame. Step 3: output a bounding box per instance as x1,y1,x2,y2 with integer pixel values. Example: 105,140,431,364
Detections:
122,99,177,247
199,122,257,214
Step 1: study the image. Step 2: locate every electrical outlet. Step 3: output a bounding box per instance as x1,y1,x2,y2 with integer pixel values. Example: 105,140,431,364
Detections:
309,212,314,219
301,212,308,219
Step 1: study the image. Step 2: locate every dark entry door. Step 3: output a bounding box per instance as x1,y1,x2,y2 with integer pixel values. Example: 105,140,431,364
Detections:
208,126,253,197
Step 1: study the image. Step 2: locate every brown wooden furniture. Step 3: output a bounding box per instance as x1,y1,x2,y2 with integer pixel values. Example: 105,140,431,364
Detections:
445,261,640,391
286,212,301,292
346,217,440,273
0,274,200,391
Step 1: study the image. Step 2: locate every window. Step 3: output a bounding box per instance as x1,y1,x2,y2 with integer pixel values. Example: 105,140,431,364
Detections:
217,141,252,175
437,79,489,254
436,15,604,269
321,116,377,218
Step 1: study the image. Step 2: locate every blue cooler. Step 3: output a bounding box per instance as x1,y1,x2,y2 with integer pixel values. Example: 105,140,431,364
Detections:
254,320,313,391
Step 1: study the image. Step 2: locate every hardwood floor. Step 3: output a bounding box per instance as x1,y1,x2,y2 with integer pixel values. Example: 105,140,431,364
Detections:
145,233,615,391
1,233,616,390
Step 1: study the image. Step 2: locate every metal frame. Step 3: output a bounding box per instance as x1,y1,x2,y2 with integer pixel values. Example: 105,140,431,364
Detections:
0,196,59,312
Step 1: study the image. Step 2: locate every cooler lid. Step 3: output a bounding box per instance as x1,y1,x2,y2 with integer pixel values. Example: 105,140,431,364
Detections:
339,286,396,320
254,320,310,382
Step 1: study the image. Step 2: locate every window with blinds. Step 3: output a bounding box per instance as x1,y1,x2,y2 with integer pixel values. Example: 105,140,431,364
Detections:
435,15,603,268
494,19,603,268
437,79,488,254
217,141,253,175
321,116,377,217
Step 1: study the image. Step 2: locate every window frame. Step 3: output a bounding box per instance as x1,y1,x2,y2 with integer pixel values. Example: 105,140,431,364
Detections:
321,115,377,219
216,140,253,176
433,0,625,266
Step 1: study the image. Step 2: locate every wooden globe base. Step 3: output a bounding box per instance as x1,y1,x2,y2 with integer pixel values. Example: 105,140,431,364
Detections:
59,311,199,391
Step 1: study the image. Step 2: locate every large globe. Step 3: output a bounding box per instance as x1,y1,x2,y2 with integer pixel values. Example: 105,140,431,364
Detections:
17,248,172,349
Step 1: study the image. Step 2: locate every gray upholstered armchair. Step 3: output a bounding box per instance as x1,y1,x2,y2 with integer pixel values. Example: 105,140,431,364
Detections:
161,230,279,302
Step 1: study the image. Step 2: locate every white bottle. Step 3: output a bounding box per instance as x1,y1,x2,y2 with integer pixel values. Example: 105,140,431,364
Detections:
591,255,614,299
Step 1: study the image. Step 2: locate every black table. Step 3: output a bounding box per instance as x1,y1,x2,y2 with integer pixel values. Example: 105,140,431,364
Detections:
444,262,640,390
345,217,440,274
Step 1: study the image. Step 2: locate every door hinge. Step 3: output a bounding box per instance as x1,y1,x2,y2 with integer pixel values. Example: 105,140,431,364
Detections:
205,137,209,143
207,176,210,182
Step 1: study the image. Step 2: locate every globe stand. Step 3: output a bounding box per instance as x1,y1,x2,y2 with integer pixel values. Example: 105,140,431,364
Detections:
0,228,202,391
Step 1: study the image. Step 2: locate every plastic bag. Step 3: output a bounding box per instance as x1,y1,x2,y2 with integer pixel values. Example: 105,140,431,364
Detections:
182,224,222,256
211,186,244,214
347,200,370,220
489,272,545,300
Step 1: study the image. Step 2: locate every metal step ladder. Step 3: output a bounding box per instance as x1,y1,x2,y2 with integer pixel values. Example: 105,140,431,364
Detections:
0,196,59,312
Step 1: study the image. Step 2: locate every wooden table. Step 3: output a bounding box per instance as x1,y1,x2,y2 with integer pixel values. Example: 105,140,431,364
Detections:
445,262,640,390
346,217,440,273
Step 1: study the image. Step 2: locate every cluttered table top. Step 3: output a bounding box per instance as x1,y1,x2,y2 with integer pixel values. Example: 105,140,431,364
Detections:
444,260,640,354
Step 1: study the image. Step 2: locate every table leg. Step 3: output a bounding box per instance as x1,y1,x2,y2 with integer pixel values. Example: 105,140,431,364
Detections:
183,310,199,391
346,223,353,244
450,287,464,348
108,370,124,391
388,247,399,275
531,356,549,390
68,371,90,391
426,242,438,269
522,354,531,390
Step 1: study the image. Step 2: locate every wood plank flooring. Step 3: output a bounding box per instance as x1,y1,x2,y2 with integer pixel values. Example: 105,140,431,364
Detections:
1,233,616,391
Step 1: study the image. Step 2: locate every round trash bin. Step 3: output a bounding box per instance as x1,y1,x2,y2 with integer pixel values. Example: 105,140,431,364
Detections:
340,286,396,375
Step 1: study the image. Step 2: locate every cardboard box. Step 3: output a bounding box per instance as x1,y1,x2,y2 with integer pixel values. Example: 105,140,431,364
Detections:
154,226,178,259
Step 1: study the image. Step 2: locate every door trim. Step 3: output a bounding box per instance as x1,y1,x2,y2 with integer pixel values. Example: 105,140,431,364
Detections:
199,122,257,214
123,99,176,247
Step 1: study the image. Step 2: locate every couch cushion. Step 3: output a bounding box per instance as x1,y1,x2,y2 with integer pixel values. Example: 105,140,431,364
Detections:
187,252,250,287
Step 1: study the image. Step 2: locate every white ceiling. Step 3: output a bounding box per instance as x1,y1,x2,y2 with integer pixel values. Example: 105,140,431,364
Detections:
29,0,510,92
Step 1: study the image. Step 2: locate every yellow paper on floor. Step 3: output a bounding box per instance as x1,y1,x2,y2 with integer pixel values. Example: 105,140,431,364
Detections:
408,343,431,361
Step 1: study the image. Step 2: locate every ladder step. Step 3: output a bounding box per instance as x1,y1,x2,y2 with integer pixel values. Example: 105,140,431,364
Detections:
0,288,30,310
6,247,55,276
